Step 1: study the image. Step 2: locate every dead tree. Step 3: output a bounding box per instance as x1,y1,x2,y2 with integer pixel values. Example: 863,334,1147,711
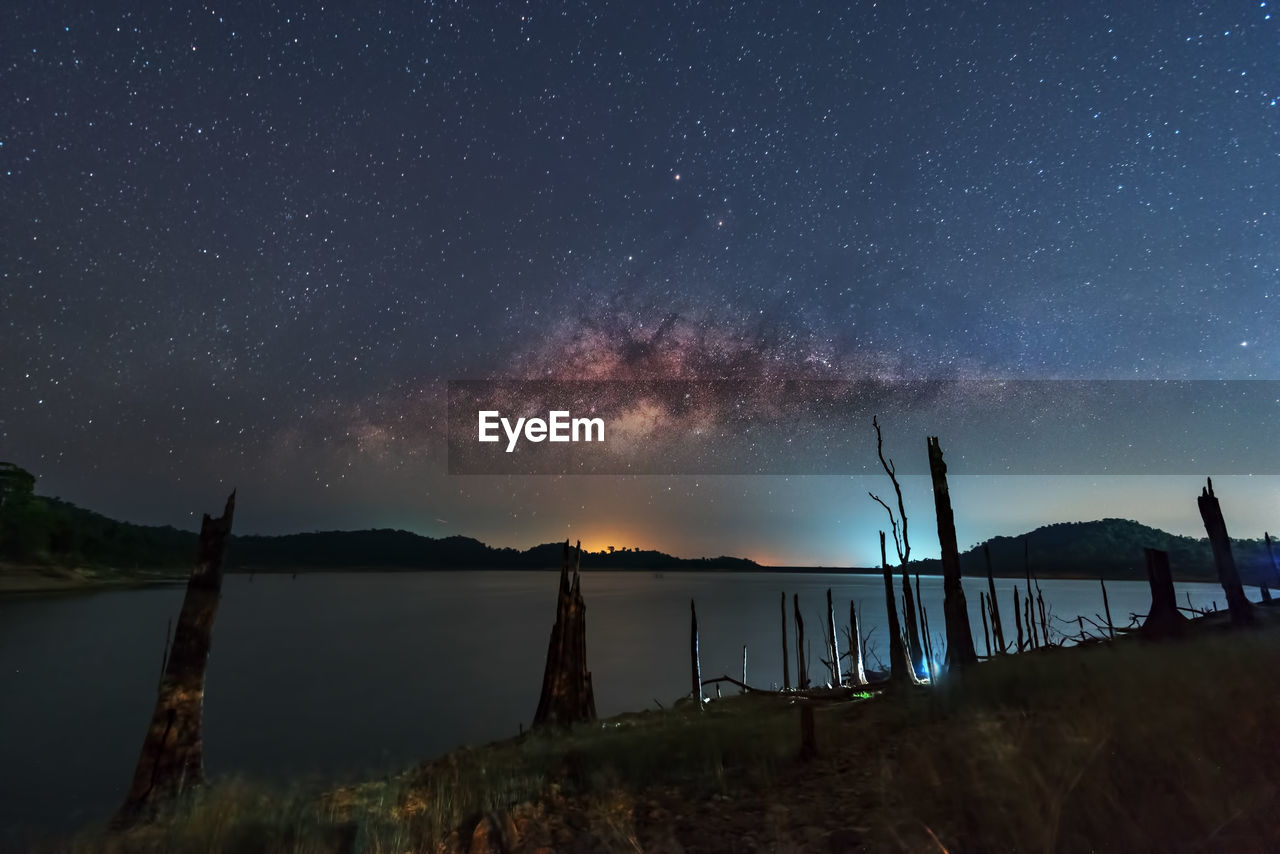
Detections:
880,531,913,685
1140,548,1189,639
1197,478,1253,626
690,599,703,708
1100,578,1116,639
532,540,598,728
980,592,991,657
849,598,867,685
826,588,842,686
780,591,791,690
915,573,936,680
1013,585,1025,652
1265,533,1280,592
903,571,925,678
927,436,977,671
113,492,235,830
870,415,925,677
984,544,1006,652
793,593,809,688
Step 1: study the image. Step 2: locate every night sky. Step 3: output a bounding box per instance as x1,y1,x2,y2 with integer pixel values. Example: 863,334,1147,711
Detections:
3,1,1277,566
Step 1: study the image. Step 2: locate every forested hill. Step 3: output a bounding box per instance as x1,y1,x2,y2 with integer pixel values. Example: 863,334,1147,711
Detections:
905,518,1279,584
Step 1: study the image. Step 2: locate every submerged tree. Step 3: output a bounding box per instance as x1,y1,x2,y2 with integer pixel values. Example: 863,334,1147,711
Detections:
927,436,978,671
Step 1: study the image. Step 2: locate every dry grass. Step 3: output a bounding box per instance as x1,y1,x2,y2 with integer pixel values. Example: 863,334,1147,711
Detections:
45,614,1280,853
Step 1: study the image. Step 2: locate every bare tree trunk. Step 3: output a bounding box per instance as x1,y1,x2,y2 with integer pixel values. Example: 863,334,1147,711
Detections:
1197,478,1253,626
915,573,934,680
1037,588,1050,647
113,492,235,830
533,540,597,728
741,645,748,692
780,591,791,690
690,599,703,709
794,594,809,689
1013,585,1025,652
881,531,912,685
1140,548,1189,638
1100,578,1116,639
980,592,991,658
984,545,1006,653
849,598,867,685
927,436,977,671
903,570,925,678
826,587,842,686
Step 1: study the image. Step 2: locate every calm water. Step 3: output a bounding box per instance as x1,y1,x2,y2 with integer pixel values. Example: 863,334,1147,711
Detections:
0,570,1227,843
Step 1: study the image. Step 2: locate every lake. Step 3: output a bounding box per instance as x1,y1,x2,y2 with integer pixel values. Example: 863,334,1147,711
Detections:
0,570,1229,844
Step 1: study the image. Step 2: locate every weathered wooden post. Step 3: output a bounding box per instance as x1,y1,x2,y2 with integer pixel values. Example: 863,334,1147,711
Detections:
690,599,703,709
1197,478,1253,626
533,540,598,728
793,593,809,689
780,591,791,690
927,436,977,670
113,492,235,830
826,588,842,686
984,545,1006,653
1140,548,1189,639
881,531,912,685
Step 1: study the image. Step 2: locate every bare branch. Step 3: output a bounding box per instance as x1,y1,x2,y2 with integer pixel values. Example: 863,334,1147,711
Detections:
872,415,910,564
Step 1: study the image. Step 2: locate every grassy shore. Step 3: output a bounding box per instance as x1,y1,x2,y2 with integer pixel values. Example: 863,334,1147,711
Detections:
45,606,1280,853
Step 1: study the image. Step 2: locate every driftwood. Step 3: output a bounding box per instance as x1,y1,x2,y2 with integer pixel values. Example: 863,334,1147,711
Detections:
780,591,791,690
927,436,977,670
1140,548,1189,639
113,492,235,830
532,540,597,728
1197,478,1253,626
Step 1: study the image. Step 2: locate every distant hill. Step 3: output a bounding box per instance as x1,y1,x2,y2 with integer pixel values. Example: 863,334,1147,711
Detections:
904,518,1279,585
1,462,1276,583
226,530,759,572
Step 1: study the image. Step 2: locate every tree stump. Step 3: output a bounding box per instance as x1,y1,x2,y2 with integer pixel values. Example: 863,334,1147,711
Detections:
532,540,597,728
1197,479,1253,626
1140,548,1189,639
113,492,235,830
